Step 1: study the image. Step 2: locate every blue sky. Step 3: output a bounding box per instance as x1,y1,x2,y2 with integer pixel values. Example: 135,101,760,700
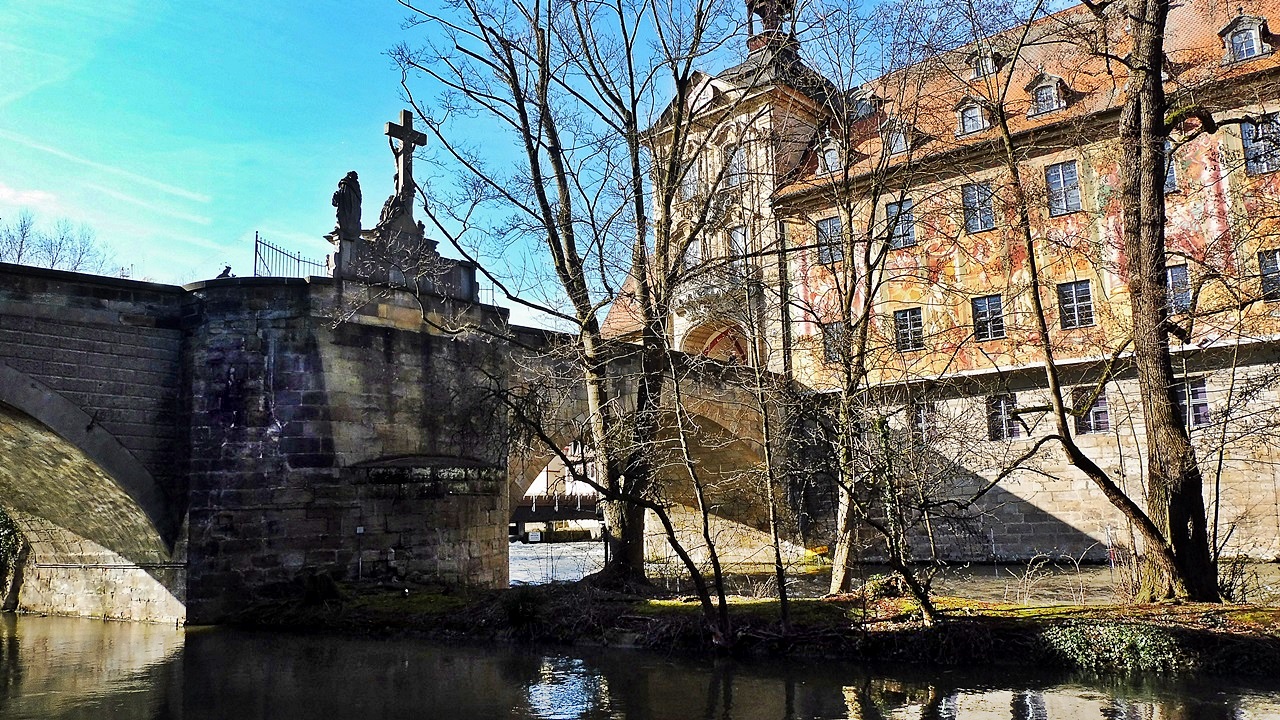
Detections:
1,1,419,283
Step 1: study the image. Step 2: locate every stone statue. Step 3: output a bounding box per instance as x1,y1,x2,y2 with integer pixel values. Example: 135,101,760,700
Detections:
332,171,362,241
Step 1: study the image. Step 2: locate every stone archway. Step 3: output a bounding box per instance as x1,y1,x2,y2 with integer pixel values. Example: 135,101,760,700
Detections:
0,364,184,622
680,322,748,363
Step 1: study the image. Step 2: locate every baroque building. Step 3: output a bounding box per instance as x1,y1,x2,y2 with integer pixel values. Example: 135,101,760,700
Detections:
610,0,1280,561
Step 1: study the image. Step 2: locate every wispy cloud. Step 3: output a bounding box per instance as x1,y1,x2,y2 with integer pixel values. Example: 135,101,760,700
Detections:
0,129,211,203
84,183,211,226
0,181,59,212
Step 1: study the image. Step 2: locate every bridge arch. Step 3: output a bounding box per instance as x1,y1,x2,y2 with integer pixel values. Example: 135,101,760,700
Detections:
0,362,183,622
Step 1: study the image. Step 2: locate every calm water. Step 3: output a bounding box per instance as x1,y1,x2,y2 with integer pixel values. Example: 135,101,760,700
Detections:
3,614,1279,719
510,542,1280,605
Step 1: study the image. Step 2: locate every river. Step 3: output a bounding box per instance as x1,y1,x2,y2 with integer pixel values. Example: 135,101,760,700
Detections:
2,613,1279,719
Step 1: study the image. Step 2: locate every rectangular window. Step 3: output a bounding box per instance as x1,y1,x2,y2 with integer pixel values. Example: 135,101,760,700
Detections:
963,182,996,233
987,393,1021,440
728,225,747,270
821,146,840,174
680,163,700,200
1242,117,1280,175
1072,387,1110,434
894,307,924,352
723,145,746,187
1032,84,1060,114
1164,140,1178,192
820,321,846,364
1057,279,1094,329
816,216,843,264
683,238,702,269
887,199,915,248
1046,160,1082,215
1166,264,1191,313
1174,377,1211,429
972,294,1005,341
959,105,986,134
911,400,937,441
887,127,909,155
1261,249,1280,301
1232,29,1261,61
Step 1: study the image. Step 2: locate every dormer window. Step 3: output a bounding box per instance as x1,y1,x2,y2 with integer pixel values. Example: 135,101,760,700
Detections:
957,102,987,135
1025,73,1068,116
881,120,910,156
967,49,1003,79
1219,13,1273,63
1233,28,1261,59
819,141,841,174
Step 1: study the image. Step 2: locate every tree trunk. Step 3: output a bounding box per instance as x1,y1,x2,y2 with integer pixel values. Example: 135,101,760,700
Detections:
1119,0,1219,601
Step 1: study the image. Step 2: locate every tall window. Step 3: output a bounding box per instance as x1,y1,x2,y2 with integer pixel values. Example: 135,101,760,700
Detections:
1031,84,1061,115
820,321,846,364
1243,117,1280,175
821,145,840,174
886,127,910,155
887,199,915,248
723,145,746,187
972,294,1005,341
816,216,843,264
911,400,937,442
1166,265,1191,313
1261,248,1280,301
963,182,996,233
728,225,747,270
894,307,924,351
1174,377,1211,429
1164,139,1178,192
959,104,986,134
680,163,700,200
972,53,997,78
1046,160,1082,215
1058,280,1094,328
1072,387,1110,434
1231,28,1262,60
987,393,1021,440
683,238,702,268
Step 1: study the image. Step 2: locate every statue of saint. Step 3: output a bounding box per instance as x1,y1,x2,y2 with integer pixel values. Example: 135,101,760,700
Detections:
332,171,362,241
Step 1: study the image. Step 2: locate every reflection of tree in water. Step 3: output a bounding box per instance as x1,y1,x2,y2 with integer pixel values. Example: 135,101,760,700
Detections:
0,614,21,707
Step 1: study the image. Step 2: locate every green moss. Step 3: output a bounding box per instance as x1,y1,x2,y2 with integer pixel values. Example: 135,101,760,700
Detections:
349,589,469,617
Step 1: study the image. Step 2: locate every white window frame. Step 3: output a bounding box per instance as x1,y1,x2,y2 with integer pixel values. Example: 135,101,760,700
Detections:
816,216,843,265
962,182,996,233
958,104,987,135
987,393,1021,440
894,307,924,352
1058,279,1095,329
1046,160,1083,216
972,294,1005,341
1174,377,1211,429
886,198,915,249
1243,116,1280,175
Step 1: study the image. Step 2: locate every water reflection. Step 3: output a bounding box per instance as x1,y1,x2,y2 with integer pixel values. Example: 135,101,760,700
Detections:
1,615,1278,719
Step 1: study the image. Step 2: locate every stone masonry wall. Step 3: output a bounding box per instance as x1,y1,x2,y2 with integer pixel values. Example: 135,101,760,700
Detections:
0,264,187,517
183,277,509,622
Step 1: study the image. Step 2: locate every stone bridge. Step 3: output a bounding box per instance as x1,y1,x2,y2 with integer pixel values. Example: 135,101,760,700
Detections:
0,263,781,624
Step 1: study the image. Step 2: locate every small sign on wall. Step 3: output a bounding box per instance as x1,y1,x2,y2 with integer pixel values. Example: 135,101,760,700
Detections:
527,531,542,543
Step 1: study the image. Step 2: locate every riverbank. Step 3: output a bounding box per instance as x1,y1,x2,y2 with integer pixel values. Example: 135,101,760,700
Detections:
229,576,1280,678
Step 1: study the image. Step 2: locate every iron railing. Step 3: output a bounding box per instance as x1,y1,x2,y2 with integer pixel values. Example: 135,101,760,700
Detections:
253,232,327,278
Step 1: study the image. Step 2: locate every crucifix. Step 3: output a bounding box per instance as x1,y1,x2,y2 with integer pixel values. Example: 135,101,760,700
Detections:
386,109,429,218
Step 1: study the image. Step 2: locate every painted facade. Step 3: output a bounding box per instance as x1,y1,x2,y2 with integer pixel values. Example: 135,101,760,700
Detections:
616,0,1280,560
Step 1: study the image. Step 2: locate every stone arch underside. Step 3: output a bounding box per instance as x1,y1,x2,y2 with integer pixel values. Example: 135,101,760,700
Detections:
505,371,816,570
0,365,184,622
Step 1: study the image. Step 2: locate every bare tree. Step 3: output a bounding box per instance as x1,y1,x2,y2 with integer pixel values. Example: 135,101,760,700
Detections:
0,211,112,274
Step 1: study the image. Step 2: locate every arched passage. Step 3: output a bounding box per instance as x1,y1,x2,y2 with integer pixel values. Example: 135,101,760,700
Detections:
0,364,184,622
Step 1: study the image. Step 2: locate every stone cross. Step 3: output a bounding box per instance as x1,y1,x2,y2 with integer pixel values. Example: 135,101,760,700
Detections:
386,109,429,215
